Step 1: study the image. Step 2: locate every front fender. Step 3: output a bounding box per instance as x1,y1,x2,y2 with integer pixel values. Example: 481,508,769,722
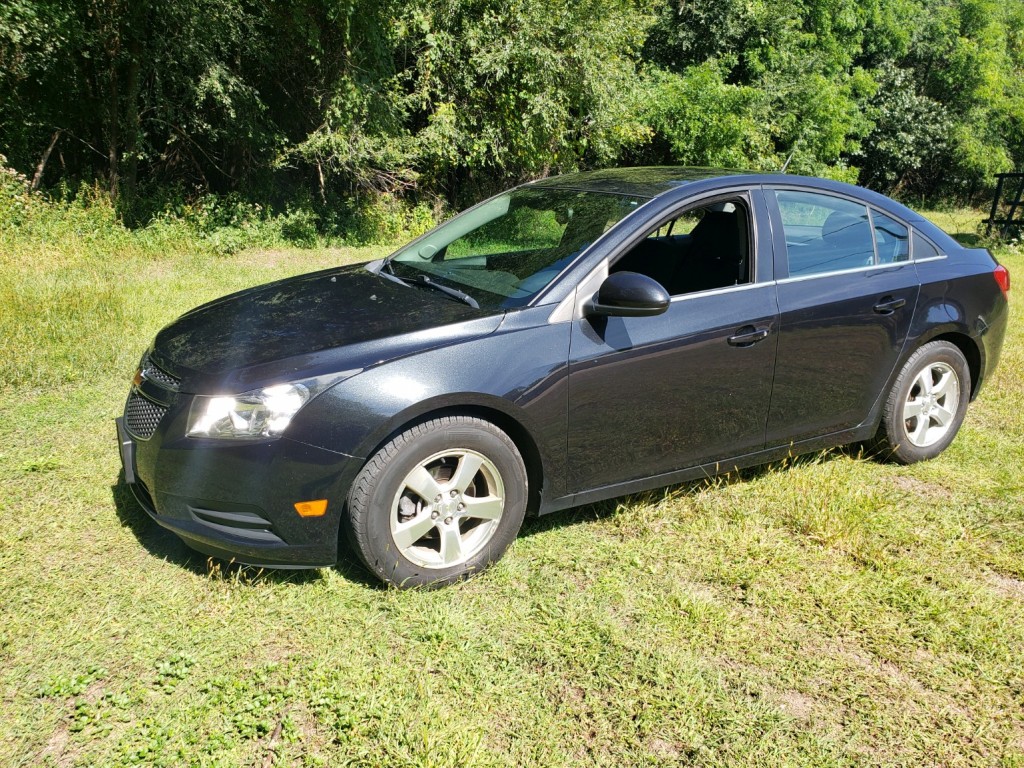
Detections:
287,307,572,504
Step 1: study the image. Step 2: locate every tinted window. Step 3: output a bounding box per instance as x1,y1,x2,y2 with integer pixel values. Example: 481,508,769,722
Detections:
872,211,909,263
912,230,942,259
776,191,875,276
612,198,751,296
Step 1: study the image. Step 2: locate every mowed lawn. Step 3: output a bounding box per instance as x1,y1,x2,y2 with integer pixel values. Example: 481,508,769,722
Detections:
1,211,1022,767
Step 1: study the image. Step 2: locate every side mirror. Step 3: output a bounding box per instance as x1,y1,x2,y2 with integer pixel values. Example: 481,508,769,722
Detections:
587,271,670,317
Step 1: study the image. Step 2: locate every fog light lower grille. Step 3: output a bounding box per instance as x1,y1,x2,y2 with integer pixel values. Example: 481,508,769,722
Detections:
125,393,167,439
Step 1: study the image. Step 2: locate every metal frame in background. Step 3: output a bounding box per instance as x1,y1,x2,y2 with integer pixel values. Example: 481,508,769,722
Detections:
984,172,1024,237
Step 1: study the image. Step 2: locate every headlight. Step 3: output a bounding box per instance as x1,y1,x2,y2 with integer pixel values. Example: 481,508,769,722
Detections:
186,373,356,440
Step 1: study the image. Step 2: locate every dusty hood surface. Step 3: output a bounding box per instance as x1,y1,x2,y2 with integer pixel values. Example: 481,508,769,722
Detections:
150,263,501,391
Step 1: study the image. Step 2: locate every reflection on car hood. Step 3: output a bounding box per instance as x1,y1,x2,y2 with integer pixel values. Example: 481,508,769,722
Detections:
151,263,501,392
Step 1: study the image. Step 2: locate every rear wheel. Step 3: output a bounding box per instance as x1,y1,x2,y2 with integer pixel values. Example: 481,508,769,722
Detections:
874,341,971,464
346,416,527,588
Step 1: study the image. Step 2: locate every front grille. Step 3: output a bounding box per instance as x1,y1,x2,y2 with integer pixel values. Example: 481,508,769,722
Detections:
141,355,180,390
125,392,168,439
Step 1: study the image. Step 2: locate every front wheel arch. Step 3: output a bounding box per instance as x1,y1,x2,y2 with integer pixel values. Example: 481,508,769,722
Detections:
355,403,546,519
344,415,529,587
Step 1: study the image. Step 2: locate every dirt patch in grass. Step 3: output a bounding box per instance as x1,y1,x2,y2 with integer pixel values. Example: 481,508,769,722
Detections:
288,702,332,763
890,475,948,500
36,722,72,767
988,571,1024,599
647,736,682,759
776,690,816,720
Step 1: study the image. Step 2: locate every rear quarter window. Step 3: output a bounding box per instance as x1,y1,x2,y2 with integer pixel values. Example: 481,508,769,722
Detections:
872,212,910,264
912,230,943,259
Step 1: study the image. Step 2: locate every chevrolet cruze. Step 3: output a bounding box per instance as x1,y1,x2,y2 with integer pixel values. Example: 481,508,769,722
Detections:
116,168,1010,587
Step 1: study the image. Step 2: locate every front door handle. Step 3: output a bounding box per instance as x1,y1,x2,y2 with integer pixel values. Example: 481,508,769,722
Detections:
727,326,770,347
873,296,907,314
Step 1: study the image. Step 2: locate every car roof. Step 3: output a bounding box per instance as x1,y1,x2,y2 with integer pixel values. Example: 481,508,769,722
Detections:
526,166,748,198
526,166,912,204
527,166,957,248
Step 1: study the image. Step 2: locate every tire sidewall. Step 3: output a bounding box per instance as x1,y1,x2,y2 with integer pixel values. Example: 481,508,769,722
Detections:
350,418,527,587
885,341,971,463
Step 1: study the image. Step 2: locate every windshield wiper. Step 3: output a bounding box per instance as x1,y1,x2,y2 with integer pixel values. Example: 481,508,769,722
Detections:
412,274,479,309
369,258,479,309
374,258,412,287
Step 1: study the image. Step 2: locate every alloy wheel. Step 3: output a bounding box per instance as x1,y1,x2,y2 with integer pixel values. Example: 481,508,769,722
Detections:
389,449,505,569
903,362,960,448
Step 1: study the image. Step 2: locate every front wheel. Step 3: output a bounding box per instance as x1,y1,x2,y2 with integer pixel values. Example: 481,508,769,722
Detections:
346,416,528,588
873,341,971,464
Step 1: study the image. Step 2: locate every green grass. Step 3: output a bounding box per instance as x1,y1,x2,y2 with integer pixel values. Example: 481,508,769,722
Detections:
1,204,1022,767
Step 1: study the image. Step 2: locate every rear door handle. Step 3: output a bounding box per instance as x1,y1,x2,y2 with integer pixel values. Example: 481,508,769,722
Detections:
727,326,770,347
873,296,906,314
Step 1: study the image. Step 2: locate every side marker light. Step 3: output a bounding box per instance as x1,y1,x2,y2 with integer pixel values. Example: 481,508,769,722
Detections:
294,499,328,517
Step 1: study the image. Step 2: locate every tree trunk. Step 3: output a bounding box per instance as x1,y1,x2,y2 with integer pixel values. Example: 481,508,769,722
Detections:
30,130,63,192
122,36,143,199
107,64,120,198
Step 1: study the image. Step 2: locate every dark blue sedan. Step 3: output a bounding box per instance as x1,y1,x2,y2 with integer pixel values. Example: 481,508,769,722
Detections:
117,167,1011,587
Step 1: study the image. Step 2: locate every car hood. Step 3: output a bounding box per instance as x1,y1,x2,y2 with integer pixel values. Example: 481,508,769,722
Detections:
150,263,502,393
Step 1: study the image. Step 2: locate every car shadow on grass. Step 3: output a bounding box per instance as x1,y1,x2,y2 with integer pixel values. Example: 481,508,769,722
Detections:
110,472,377,587
111,473,200,570
112,444,865,587
517,444,863,539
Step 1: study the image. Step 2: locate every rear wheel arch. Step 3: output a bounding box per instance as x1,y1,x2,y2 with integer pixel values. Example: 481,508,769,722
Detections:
860,328,979,452
929,332,981,400
872,339,971,463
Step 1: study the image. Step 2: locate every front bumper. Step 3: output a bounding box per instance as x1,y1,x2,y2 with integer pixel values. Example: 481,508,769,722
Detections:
116,403,362,568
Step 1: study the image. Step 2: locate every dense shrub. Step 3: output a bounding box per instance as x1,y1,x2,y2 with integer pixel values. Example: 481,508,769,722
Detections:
1,0,1022,218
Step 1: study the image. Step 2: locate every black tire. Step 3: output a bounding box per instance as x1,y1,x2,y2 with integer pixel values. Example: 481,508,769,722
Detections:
873,341,971,464
346,416,528,588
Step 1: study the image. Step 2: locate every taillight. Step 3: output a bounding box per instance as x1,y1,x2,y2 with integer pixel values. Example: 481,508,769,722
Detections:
994,264,1010,296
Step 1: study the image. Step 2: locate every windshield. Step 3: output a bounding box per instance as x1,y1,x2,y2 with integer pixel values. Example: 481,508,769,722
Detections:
388,188,646,309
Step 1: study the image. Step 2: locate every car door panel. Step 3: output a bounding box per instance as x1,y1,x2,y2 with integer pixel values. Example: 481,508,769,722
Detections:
766,268,919,444
764,187,921,445
566,284,778,493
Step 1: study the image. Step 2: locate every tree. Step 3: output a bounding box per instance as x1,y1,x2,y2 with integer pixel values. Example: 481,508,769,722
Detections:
1,0,1021,213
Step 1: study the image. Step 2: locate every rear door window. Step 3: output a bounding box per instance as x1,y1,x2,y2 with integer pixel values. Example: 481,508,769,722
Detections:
775,191,875,276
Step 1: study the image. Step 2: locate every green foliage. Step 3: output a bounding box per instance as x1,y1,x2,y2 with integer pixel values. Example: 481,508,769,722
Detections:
393,0,654,199
0,0,277,199
155,653,196,693
274,0,416,199
635,63,773,169
331,192,439,245
0,156,35,225
1,0,1023,224
855,66,953,194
